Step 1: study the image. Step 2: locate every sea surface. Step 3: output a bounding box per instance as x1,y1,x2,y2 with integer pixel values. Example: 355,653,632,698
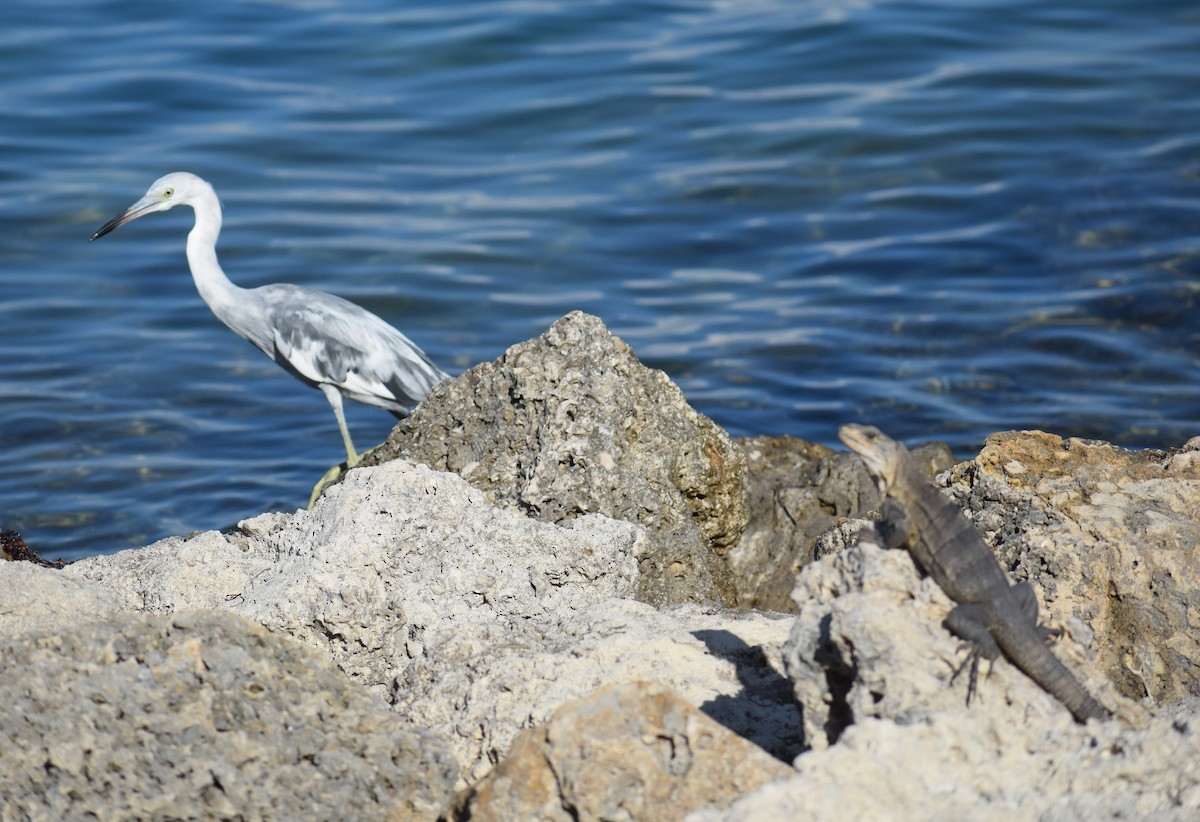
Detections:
2,1,1198,561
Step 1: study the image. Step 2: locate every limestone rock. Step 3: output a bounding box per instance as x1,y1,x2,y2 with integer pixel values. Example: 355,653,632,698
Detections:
56,459,643,695
359,311,749,607
11,356,1197,822
940,430,1200,702
391,599,802,789
451,682,794,822
0,560,119,639
8,456,805,795
0,611,456,821
688,705,1200,821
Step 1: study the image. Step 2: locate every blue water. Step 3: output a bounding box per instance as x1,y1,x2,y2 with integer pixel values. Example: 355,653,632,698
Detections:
2,1,1198,561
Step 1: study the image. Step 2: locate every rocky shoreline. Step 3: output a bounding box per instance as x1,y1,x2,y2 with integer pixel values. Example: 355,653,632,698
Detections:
2,311,1198,820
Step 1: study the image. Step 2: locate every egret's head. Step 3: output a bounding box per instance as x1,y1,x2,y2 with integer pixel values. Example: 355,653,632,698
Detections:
838,423,907,495
90,172,211,241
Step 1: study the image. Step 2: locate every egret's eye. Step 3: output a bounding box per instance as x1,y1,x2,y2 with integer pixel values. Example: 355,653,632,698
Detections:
163,188,174,198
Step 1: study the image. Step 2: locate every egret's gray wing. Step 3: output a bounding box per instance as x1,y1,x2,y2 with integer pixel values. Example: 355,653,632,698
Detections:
263,285,446,414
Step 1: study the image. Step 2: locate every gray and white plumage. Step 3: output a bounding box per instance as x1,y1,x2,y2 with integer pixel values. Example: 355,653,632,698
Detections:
91,171,449,466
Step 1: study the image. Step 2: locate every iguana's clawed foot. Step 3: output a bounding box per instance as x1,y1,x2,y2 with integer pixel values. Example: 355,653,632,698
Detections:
1039,623,1064,643
949,642,993,706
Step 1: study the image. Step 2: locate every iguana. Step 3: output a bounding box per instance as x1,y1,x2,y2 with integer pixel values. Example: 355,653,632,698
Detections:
838,423,1109,723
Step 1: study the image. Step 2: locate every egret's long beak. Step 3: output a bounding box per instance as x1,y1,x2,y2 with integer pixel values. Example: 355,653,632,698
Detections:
90,195,161,241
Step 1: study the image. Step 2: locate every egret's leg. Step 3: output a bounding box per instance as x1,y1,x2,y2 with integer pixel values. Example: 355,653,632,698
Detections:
319,383,360,467
309,385,359,509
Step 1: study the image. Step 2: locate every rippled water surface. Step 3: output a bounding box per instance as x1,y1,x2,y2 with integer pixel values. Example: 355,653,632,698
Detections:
2,1,1199,560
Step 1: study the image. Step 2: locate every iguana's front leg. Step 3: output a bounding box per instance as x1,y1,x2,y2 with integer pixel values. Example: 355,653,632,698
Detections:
875,496,915,550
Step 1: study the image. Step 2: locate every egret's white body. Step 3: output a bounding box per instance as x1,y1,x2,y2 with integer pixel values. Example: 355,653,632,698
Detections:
91,172,449,466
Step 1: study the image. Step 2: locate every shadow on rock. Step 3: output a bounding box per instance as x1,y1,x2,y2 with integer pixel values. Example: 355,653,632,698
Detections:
692,627,806,762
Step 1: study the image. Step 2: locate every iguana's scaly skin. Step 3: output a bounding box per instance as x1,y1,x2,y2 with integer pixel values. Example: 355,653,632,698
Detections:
839,424,1109,723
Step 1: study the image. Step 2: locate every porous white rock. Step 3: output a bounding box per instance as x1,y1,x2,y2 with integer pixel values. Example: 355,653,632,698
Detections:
46,458,644,694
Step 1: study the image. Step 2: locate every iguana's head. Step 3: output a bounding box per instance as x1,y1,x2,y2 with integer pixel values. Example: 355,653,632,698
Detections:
838,423,908,495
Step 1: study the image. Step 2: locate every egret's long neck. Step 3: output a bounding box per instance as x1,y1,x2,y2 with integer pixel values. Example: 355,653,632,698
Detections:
184,185,244,319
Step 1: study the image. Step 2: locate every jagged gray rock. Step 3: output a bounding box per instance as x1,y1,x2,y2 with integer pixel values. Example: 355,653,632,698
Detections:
731,434,954,611
731,436,874,611
357,311,749,607
0,610,456,821
3,456,802,795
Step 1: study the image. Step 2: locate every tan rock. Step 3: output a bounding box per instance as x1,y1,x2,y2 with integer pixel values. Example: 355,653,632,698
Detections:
451,682,793,821
941,430,1200,702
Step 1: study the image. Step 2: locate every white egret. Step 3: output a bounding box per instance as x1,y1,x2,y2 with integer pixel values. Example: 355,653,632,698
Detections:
91,172,449,470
